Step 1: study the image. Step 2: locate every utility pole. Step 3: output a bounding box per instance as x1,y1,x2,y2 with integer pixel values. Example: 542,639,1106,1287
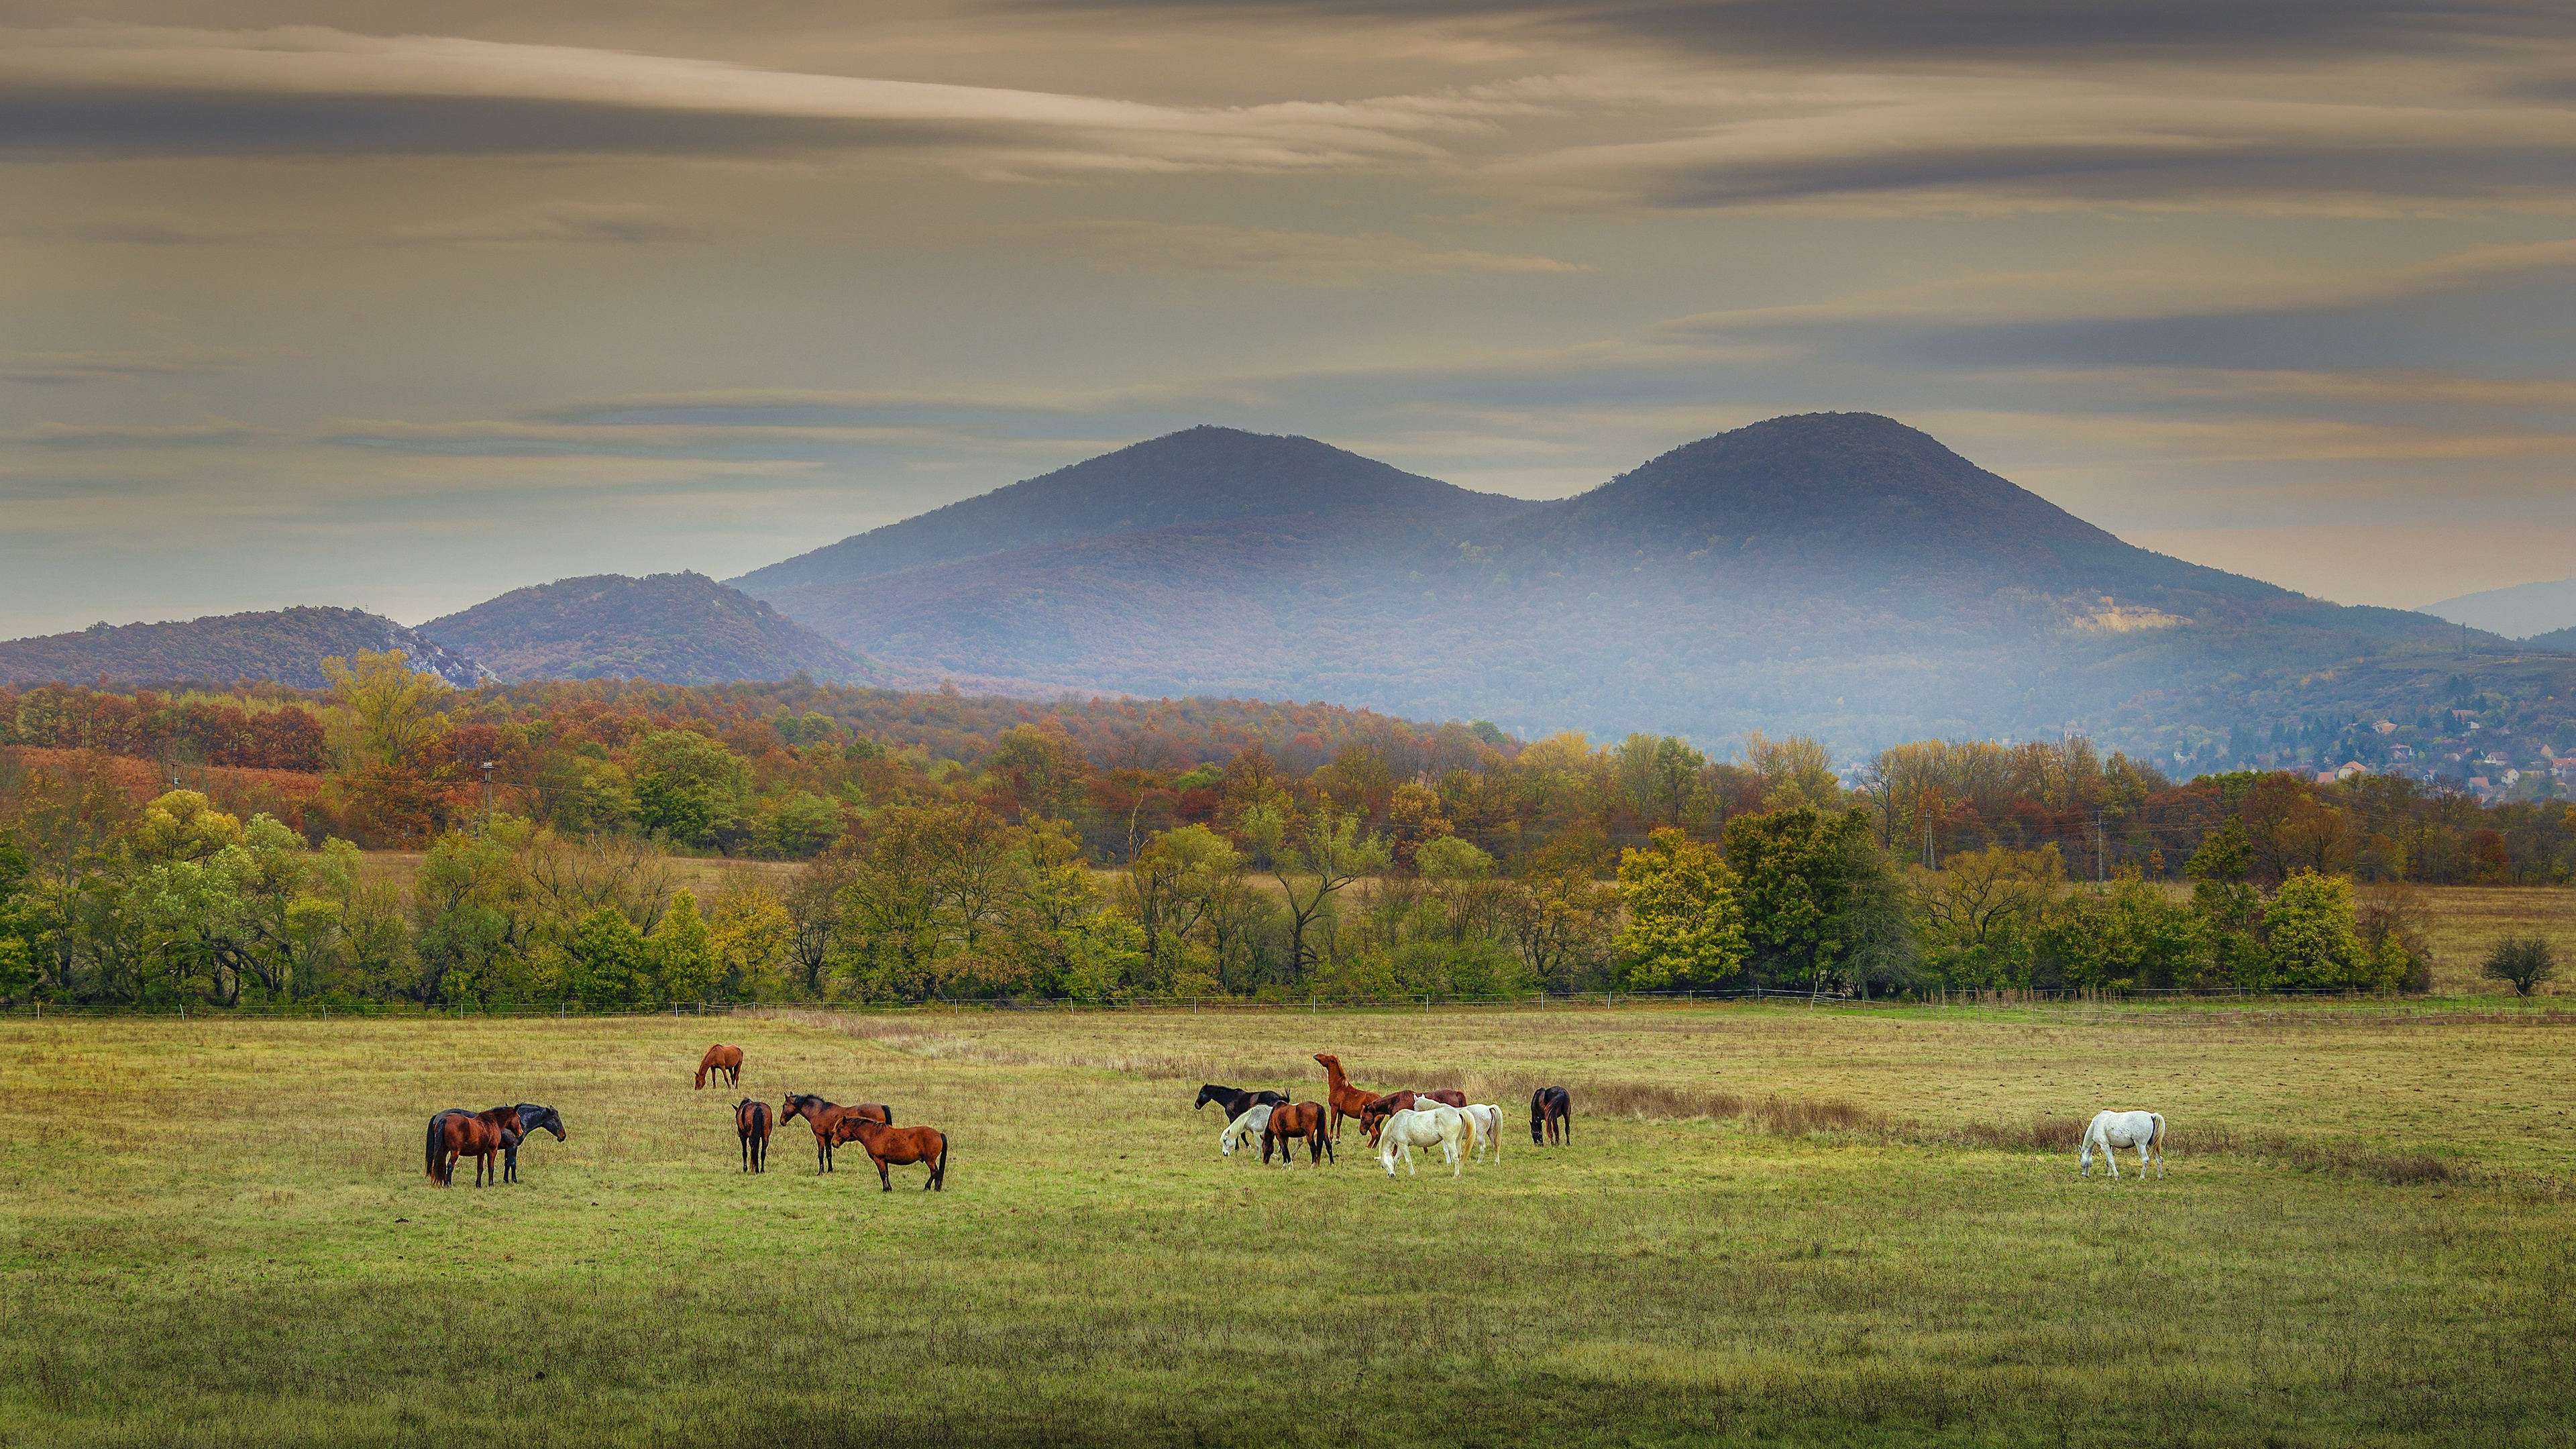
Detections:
479,760,495,829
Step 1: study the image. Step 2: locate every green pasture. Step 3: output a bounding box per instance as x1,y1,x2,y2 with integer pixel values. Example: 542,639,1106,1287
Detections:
2,1004,2572,1446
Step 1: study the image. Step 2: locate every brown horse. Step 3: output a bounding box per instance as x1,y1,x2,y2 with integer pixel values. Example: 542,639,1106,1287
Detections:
1532,1085,1572,1146
737,1099,771,1173
696,1044,745,1090
1313,1053,1383,1141
830,1118,949,1191
780,1093,895,1173
1358,1089,1469,1146
424,1110,523,1187
1263,1100,1336,1167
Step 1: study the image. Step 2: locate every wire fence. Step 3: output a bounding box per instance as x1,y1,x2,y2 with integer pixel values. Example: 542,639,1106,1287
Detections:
3,983,2563,1021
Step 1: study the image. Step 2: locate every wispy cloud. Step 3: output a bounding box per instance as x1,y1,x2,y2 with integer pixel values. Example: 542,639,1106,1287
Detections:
19,202,698,248
0,25,1510,170
1010,219,1580,285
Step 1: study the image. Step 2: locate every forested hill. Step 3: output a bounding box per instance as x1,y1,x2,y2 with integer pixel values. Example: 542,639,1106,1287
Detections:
419,572,876,686
732,413,2502,755
733,425,1536,597
0,607,486,690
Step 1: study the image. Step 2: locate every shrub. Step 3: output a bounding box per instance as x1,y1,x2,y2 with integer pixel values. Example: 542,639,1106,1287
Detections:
2479,936,2557,997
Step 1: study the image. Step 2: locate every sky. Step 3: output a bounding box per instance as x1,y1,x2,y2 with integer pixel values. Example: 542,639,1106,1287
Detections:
7,1,2576,637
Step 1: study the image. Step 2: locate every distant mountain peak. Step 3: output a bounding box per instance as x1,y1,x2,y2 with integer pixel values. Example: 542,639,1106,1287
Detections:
419,571,872,686
731,423,1534,596
0,606,487,690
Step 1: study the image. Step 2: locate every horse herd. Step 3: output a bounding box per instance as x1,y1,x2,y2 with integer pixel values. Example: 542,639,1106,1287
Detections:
421,1040,2169,1193
1195,1053,1579,1179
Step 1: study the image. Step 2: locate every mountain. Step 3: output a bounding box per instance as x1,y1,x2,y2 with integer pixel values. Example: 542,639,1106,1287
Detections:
2521,625,2576,655
736,425,1536,603
2420,576,2576,639
419,572,875,686
0,607,487,690
729,414,2520,752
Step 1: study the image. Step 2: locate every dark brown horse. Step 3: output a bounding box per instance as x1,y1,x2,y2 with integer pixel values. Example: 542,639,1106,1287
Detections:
780,1093,895,1173
737,1099,771,1173
425,1110,522,1187
696,1044,745,1089
1195,1083,1289,1118
477,1103,566,1184
1263,1100,1336,1167
1313,1053,1383,1141
1358,1089,1468,1146
830,1118,949,1191
1531,1085,1572,1146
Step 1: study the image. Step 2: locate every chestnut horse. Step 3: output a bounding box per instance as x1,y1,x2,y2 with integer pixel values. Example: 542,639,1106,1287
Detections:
424,1110,522,1187
830,1118,949,1191
1263,1100,1336,1167
737,1099,771,1173
1313,1054,1383,1141
696,1044,745,1090
478,1103,566,1183
780,1093,894,1173
1358,1089,1469,1146
1531,1086,1572,1146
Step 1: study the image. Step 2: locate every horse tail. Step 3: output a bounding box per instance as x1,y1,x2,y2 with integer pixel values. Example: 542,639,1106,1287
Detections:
2151,1113,2166,1152
425,1114,440,1182
936,1132,950,1187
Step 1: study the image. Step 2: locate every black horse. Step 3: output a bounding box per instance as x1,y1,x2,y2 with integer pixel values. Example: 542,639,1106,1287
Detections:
1195,1084,1289,1120
481,1104,568,1183
1530,1086,1572,1146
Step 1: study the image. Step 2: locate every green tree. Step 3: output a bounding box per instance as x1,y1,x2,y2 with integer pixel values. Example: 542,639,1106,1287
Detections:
2185,817,2267,987
1240,806,1390,977
2037,876,2198,990
321,650,452,767
2264,869,2370,990
1911,845,2061,990
561,905,647,1006
2480,936,2557,997
1613,827,1746,989
649,890,722,1002
1723,806,1873,995
631,730,751,849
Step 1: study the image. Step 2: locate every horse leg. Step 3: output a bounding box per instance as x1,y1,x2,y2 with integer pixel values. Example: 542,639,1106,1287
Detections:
877,1157,893,1192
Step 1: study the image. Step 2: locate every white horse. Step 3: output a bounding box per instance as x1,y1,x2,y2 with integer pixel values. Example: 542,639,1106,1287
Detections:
1377,1105,1470,1179
1220,1104,1271,1158
2080,1110,2166,1180
1461,1104,1503,1163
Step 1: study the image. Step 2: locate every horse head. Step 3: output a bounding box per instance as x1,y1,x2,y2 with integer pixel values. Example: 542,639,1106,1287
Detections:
781,1093,820,1124
519,1104,566,1140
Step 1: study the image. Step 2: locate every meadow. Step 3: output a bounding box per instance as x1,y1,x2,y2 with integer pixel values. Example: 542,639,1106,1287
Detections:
3,1002,2573,1447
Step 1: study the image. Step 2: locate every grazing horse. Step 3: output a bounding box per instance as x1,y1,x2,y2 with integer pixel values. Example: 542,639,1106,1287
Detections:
1263,1101,1335,1167
1220,1104,1272,1158
478,1103,566,1184
1461,1104,1503,1164
696,1044,745,1090
1358,1088,1471,1146
1195,1084,1289,1120
737,1099,771,1173
1376,1106,1470,1179
1313,1054,1384,1141
425,1110,523,1188
830,1118,949,1191
780,1093,895,1173
2080,1110,2167,1180
1531,1086,1572,1146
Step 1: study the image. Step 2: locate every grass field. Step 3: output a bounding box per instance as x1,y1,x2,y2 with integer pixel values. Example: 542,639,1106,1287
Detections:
5,1004,2574,1447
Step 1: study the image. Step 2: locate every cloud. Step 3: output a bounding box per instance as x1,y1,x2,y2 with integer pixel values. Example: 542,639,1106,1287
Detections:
1503,83,2576,213
19,202,698,248
1044,0,2576,64
1010,219,1581,285
0,25,1509,169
